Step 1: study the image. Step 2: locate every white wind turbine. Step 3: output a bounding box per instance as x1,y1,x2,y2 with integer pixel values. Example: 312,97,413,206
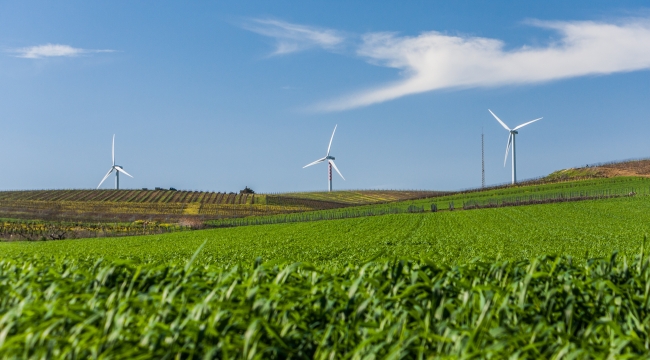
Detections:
303,125,345,192
97,134,133,189
489,109,542,184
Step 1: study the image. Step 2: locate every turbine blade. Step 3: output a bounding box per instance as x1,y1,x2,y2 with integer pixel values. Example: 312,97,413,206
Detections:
326,124,337,156
97,168,114,189
329,160,345,180
303,157,327,168
489,109,511,131
513,117,543,131
116,167,133,178
112,134,115,166
504,134,512,167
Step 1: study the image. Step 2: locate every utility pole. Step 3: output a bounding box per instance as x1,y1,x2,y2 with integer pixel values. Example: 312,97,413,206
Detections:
481,129,485,188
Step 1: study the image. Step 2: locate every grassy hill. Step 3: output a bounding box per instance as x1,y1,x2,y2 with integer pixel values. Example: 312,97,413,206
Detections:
545,158,650,180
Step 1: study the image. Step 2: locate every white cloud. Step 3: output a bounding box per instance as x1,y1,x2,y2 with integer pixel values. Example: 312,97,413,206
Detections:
317,19,650,111
243,19,345,55
12,44,114,59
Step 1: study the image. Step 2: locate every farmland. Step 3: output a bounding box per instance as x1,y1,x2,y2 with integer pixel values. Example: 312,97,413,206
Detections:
1,247,649,358
3,171,650,357
0,189,259,204
205,176,650,228
0,189,439,224
0,219,190,241
278,189,443,205
3,196,650,267
0,176,648,227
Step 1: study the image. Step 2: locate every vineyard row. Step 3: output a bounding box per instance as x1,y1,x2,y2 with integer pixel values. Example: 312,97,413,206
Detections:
0,189,257,204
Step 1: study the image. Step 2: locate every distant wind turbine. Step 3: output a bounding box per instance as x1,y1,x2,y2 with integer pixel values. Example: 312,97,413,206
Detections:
489,109,542,184
303,125,345,192
97,134,133,189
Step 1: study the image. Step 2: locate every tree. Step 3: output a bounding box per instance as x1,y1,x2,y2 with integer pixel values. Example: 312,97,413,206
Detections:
240,186,255,194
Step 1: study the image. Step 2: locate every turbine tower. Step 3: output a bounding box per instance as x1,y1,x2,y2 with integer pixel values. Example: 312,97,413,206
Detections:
481,129,485,188
489,109,542,184
97,134,133,189
303,125,345,192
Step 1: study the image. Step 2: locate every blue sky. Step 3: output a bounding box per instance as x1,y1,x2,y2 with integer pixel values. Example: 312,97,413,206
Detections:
1,1,649,192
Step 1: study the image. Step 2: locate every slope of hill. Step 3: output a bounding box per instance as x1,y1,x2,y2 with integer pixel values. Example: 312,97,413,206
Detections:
0,189,444,223
271,190,444,205
546,158,650,181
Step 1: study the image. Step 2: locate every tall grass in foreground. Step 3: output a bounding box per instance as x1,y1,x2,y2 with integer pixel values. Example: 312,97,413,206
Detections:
1,249,650,359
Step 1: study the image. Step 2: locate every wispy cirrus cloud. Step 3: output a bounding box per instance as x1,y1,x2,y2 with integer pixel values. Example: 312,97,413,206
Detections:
243,19,345,55
315,18,650,111
11,44,115,59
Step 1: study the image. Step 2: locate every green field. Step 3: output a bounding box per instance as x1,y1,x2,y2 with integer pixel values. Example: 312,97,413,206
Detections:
3,176,650,357
401,176,650,211
205,176,650,228
3,196,650,267
2,252,649,358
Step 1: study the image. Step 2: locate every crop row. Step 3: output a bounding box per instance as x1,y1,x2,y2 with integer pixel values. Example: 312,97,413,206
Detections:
279,190,443,204
401,176,650,210
445,175,650,198
0,219,189,241
0,189,258,204
198,204,311,217
209,205,426,227
460,187,643,209
0,200,326,224
206,186,645,229
1,251,649,358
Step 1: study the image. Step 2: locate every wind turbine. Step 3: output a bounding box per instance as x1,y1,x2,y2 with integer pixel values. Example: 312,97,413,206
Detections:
303,125,345,192
97,134,133,189
489,109,542,184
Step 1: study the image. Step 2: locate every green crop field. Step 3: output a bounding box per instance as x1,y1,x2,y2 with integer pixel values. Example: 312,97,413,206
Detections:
205,176,650,228
3,174,650,357
1,251,649,358
415,176,650,209
4,196,650,267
